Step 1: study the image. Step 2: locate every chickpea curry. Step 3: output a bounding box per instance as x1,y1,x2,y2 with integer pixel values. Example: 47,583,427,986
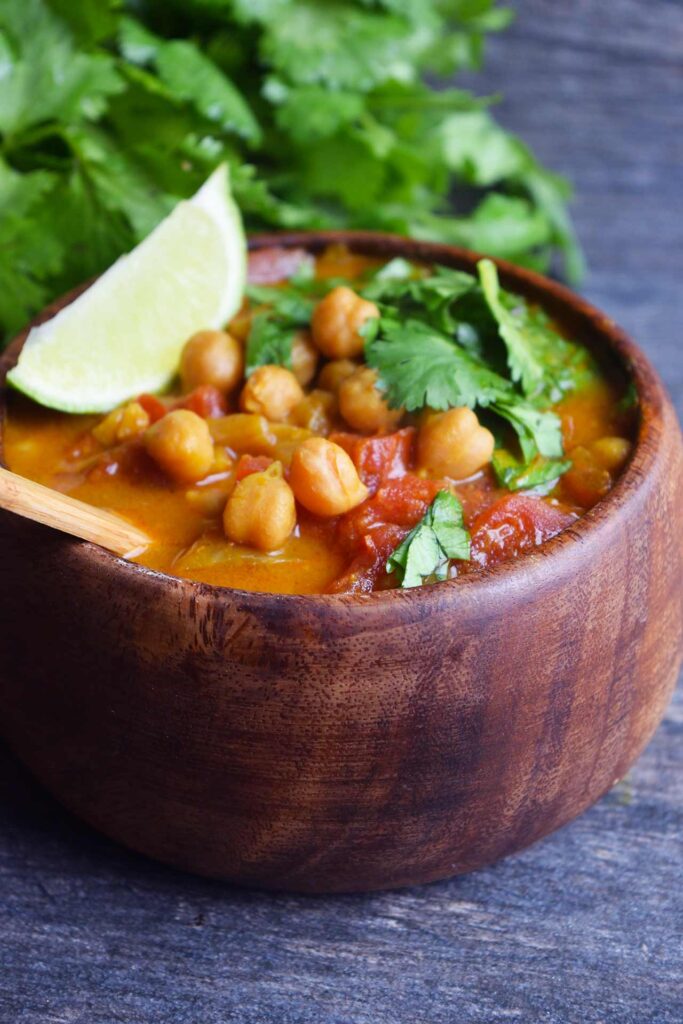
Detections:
4,245,636,594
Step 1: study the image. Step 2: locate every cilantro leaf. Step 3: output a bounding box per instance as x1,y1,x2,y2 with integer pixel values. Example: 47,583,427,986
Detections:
245,314,297,376
260,3,419,91
388,524,443,589
506,301,599,404
387,490,470,588
364,256,414,286
156,42,261,143
119,19,260,143
246,285,316,325
264,80,365,143
245,272,322,375
408,195,554,270
491,398,564,461
0,162,63,335
231,0,294,25
478,258,545,396
428,489,472,560
0,0,122,137
438,109,582,282
41,167,132,288
492,450,572,493
47,0,120,47
366,318,507,412
64,124,175,239
362,263,476,332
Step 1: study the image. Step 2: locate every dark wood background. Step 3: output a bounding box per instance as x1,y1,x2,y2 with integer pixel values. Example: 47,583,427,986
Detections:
1,2,681,1021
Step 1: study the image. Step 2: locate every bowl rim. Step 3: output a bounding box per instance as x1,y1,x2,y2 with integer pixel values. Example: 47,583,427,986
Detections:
0,230,670,609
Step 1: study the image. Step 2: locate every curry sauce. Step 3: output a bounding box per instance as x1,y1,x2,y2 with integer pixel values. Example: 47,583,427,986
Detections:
4,247,636,594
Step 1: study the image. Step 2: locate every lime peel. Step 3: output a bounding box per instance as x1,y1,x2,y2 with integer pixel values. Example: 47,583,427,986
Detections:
8,164,246,414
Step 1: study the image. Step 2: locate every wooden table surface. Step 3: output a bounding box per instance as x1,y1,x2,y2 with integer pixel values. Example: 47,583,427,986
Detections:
1,2,681,1021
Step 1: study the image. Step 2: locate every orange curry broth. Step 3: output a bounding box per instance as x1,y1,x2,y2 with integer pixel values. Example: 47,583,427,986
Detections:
4,247,636,594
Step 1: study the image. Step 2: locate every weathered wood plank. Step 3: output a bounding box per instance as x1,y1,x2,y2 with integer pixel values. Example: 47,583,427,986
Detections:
1,1,681,1020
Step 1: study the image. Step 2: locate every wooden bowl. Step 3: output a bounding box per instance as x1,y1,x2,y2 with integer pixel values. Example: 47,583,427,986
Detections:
0,233,681,893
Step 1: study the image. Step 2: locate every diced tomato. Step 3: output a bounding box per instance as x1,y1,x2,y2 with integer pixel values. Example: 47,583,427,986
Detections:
329,428,415,493
328,523,407,594
142,388,230,427
247,247,312,285
337,474,442,548
469,494,576,569
234,454,274,481
137,393,168,423
375,475,444,526
456,470,500,524
176,385,228,419
333,474,446,591
328,432,358,462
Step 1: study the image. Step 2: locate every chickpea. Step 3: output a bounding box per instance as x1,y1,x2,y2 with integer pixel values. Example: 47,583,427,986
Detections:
418,407,494,480
292,389,337,434
590,436,631,473
311,286,379,359
563,446,611,508
239,365,304,422
338,366,403,434
144,409,214,484
290,437,368,516
290,330,319,386
223,463,296,552
93,401,150,447
317,358,358,394
180,330,243,394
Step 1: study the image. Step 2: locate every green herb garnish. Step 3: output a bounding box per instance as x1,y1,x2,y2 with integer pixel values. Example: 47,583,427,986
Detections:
0,0,582,342
245,274,317,375
492,450,572,493
362,264,477,333
245,314,297,376
365,318,506,412
490,397,564,460
478,259,546,396
386,490,470,588
246,286,316,327
365,315,565,461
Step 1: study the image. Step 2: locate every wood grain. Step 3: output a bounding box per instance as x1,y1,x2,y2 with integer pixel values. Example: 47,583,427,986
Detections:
1,2,682,1019
0,466,149,557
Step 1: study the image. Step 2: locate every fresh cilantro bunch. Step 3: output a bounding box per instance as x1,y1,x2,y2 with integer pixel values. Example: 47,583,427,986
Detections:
361,257,597,476
0,0,582,342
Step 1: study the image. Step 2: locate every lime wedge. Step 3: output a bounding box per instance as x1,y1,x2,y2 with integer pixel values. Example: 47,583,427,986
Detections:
8,164,246,413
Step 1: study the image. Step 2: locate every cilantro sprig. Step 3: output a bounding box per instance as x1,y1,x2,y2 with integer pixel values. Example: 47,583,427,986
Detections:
492,451,572,493
244,267,320,375
365,318,505,412
0,0,581,342
386,491,471,588
245,315,297,376
364,310,566,461
478,258,546,396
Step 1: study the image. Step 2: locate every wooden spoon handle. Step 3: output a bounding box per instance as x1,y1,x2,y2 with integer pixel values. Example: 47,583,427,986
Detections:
0,466,149,557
